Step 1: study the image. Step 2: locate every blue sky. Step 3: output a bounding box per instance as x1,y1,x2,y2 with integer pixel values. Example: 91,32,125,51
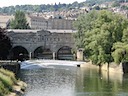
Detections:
0,0,85,7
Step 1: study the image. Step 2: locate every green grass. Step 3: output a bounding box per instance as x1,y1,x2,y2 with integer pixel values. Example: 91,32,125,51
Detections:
0,68,17,84
0,68,27,95
0,72,13,90
0,79,10,96
0,68,14,77
0,68,18,95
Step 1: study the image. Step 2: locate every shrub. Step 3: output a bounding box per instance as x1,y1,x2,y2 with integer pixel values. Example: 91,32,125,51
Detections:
0,72,13,90
0,81,9,96
0,68,17,84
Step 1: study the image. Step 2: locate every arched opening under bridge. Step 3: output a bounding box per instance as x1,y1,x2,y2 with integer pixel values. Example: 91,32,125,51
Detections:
34,46,52,59
10,46,29,60
57,46,73,60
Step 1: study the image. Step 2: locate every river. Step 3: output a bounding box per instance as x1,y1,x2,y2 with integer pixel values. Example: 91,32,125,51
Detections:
19,61,128,96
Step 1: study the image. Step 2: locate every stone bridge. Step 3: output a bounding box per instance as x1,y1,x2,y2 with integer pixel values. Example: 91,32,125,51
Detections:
7,29,77,60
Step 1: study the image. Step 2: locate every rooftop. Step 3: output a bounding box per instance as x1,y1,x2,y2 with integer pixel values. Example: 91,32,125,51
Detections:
0,15,13,23
7,29,77,33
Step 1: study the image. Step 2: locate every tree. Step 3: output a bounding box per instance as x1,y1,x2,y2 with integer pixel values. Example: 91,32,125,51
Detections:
112,27,128,64
74,10,128,65
93,6,100,10
112,1,120,7
10,11,30,29
0,28,12,59
112,42,128,64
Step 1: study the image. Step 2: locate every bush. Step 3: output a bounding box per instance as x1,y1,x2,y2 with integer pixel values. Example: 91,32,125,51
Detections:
0,68,17,84
0,68,26,96
0,73,13,90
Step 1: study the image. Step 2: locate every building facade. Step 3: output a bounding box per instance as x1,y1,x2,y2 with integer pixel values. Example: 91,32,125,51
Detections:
0,14,75,30
0,15,13,28
26,15,75,30
26,15,52,30
51,18,75,30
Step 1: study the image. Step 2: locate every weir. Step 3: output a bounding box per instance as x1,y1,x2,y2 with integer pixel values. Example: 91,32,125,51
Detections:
20,60,85,69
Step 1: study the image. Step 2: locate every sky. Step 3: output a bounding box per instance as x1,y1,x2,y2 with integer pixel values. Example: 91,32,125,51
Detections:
0,0,85,7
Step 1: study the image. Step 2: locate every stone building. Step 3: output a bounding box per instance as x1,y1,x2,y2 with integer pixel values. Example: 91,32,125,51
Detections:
7,29,76,60
51,18,75,30
0,14,75,30
26,15,52,30
0,15,13,28
26,15,75,30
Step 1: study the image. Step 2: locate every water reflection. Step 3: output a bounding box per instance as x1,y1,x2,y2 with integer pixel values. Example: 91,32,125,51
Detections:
19,66,128,96
75,68,128,96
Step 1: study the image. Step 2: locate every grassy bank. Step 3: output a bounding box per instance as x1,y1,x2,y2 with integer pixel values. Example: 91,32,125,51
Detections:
0,68,27,96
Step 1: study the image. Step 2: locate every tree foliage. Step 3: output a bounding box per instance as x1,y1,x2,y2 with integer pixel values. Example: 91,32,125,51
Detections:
0,0,128,14
112,27,128,64
86,0,128,5
74,10,128,65
0,2,86,14
0,28,12,59
112,42,128,64
10,11,30,29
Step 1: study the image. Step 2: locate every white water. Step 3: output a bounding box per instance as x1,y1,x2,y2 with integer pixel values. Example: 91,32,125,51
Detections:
20,59,85,69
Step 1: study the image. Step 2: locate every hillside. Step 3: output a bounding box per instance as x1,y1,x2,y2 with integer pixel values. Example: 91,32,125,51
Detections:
0,1,86,15
0,0,127,15
86,0,128,4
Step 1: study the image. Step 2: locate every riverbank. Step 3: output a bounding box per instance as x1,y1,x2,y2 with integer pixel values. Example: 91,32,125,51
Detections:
81,61,124,74
0,68,27,96
0,61,20,75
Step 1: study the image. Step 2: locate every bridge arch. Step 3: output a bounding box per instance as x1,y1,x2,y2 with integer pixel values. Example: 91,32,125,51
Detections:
34,46,52,59
10,46,29,60
57,46,74,60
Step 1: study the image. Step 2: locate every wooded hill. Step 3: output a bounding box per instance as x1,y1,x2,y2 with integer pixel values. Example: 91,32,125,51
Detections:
0,1,86,15
0,0,127,15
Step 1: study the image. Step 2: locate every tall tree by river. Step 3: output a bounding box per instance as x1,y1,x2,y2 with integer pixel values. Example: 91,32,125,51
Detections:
0,28,12,59
10,11,30,29
74,10,128,65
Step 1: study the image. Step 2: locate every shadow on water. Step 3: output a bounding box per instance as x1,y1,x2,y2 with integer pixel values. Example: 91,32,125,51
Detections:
18,65,128,96
75,67,128,96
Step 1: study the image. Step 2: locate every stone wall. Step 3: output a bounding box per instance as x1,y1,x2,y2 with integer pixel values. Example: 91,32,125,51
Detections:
8,29,75,53
7,29,76,59
0,61,20,75
81,62,124,74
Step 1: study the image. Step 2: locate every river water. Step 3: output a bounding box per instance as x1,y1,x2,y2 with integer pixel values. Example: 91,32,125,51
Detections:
19,63,128,96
